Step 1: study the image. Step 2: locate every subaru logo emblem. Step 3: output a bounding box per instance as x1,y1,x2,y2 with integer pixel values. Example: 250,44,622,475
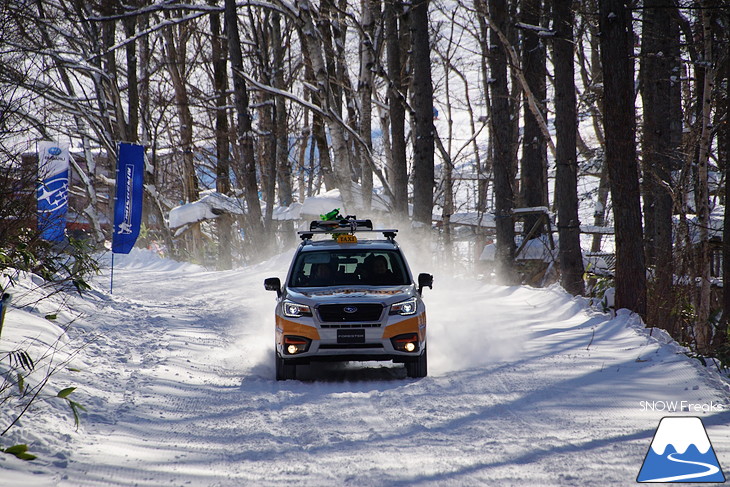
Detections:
343,306,358,314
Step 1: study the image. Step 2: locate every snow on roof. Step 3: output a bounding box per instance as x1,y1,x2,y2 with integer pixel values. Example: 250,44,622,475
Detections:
478,236,611,272
579,225,614,235
479,236,557,262
447,212,496,228
272,202,302,221
275,187,391,221
299,189,346,217
168,191,245,229
512,206,550,215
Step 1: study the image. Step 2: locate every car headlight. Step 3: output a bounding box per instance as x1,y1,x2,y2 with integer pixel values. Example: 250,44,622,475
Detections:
283,300,312,318
390,297,418,316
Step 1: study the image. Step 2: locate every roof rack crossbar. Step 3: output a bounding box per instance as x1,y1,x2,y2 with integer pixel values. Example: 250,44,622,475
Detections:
309,218,373,232
298,228,398,241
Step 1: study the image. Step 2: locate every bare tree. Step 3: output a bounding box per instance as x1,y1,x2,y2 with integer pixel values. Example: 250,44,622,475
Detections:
385,0,409,218
693,1,719,352
410,0,435,227
720,14,730,351
640,0,677,334
297,0,355,206
553,0,584,295
209,2,233,269
272,13,294,208
482,0,517,283
575,0,609,253
225,0,264,252
599,0,646,316
162,12,199,205
519,0,548,234
358,0,377,210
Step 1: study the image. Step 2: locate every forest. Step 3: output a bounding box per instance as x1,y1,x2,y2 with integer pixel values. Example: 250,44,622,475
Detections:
0,0,729,358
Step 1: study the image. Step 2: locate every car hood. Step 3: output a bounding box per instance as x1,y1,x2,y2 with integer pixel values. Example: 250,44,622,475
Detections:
286,285,416,306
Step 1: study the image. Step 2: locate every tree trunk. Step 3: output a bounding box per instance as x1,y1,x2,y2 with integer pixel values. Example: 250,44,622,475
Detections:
259,93,277,228
162,12,203,259
519,0,547,235
162,18,198,205
580,0,609,254
599,0,646,316
591,163,610,252
298,30,336,192
488,0,517,283
476,0,492,214
249,12,276,232
139,9,151,148
123,14,139,144
272,12,295,246
359,0,376,210
553,0,585,295
410,0,435,228
440,61,455,267
211,3,233,269
225,0,264,253
640,0,676,334
720,23,730,351
272,13,293,207
385,0,409,218
101,7,127,144
694,3,716,352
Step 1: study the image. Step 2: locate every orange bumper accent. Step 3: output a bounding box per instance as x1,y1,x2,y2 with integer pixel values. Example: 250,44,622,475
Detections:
275,316,320,344
382,312,427,341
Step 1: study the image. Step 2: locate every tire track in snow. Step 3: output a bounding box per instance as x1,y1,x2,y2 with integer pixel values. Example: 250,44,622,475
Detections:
46,253,730,486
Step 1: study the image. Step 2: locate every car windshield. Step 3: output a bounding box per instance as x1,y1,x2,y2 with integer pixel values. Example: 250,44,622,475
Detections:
289,249,410,287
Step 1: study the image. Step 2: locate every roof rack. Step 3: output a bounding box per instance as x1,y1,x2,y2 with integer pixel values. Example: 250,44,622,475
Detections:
309,217,373,232
298,215,398,241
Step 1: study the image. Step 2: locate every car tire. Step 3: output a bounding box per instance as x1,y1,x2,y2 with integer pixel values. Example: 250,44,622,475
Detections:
405,347,427,378
275,352,297,381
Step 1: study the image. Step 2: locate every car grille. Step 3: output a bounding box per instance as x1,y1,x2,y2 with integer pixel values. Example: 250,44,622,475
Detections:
320,323,381,329
317,303,384,322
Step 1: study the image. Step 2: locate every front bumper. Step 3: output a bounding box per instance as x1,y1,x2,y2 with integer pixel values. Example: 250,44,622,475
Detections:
275,312,426,363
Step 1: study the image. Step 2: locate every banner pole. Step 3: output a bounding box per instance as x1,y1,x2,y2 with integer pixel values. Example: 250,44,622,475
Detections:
110,253,114,294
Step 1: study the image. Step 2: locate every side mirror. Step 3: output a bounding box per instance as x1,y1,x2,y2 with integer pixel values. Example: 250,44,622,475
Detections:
264,277,282,298
417,273,433,295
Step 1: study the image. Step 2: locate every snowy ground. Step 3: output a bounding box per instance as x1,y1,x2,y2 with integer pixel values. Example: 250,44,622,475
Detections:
2,248,730,486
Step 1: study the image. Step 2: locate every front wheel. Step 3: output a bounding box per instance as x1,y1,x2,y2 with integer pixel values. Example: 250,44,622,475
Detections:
405,347,427,378
275,352,297,381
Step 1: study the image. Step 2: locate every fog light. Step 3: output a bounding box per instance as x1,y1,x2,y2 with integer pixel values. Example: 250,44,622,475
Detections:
283,336,311,355
391,333,419,353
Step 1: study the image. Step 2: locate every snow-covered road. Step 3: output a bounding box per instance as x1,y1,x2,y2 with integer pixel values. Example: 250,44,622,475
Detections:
3,249,730,486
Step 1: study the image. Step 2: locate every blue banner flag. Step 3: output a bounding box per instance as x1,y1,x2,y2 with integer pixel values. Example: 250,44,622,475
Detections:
37,141,70,242
112,143,145,254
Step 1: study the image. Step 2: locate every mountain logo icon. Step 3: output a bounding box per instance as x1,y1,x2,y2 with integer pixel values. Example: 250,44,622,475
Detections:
637,416,725,483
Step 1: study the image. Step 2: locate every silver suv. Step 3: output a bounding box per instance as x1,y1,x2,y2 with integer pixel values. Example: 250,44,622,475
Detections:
264,217,433,380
